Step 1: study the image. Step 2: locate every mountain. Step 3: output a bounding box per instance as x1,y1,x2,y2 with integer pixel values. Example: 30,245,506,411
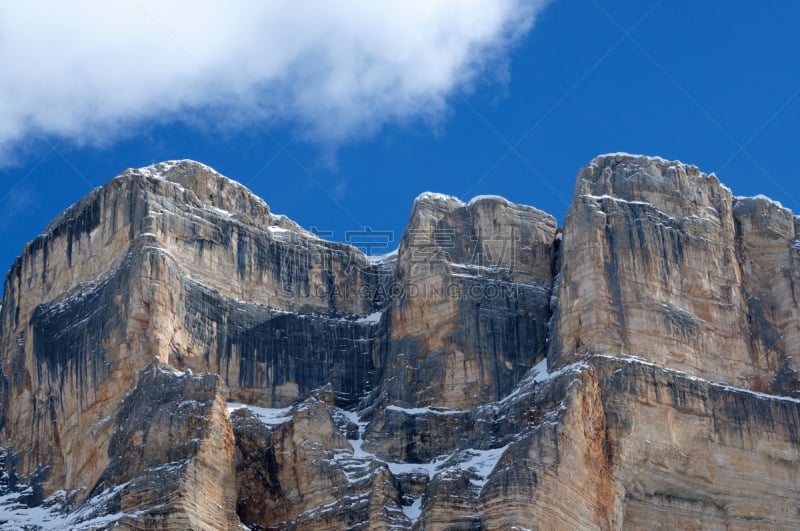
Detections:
1,155,799,529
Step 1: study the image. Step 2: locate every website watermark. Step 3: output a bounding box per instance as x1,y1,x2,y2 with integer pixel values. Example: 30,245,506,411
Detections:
303,278,526,302
270,225,527,302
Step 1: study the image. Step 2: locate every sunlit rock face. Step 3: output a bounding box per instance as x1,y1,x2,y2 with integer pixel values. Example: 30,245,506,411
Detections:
551,153,800,394
1,156,799,529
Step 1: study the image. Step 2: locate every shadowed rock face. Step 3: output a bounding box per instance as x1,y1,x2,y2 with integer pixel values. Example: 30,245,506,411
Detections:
0,155,799,529
376,193,558,409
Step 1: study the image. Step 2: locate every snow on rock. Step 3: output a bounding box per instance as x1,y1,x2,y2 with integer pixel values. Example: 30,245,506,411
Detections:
450,444,511,489
207,205,234,218
592,152,673,164
585,194,654,207
735,193,787,211
386,455,450,479
356,311,383,324
401,498,423,524
593,353,800,404
368,248,398,265
385,405,464,416
267,225,291,234
467,194,510,206
228,402,293,425
415,191,461,203
0,487,66,530
0,481,140,531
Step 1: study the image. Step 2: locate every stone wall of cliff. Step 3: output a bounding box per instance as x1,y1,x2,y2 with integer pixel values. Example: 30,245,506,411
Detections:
1,155,799,529
551,153,800,395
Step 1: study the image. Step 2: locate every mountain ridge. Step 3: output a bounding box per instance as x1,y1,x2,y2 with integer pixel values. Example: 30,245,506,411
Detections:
1,154,799,529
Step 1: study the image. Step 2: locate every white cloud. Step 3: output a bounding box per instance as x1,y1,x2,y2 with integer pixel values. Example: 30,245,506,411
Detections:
0,0,546,163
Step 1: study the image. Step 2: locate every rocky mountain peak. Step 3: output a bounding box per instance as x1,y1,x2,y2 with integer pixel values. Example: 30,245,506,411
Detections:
127,159,306,233
2,156,800,529
574,152,732,222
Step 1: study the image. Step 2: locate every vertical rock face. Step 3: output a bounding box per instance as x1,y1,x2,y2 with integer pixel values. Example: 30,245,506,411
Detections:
379,193,557,409
552,153,800,394
733,196,800,395
1,155,800,529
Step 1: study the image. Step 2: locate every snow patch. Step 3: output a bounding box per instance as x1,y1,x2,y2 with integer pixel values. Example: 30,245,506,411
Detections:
415,191,461,203
497,358,588,406
468,194,509,206
594,152,671,163
337,409,449,483
228,403,293,425
385,405,463,416
454,444,510,489
386,455,450,478
369,248,398,264
735,193,786,210
0,481,141,530
531,357,589,383
156,364,189,377
585,194,653,207
715,383,800,404
401,498,423,524
356,311,383,324
207,205,234,218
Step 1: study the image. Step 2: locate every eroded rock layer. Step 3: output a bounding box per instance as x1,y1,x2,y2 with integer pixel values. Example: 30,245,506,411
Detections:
1,155,799,529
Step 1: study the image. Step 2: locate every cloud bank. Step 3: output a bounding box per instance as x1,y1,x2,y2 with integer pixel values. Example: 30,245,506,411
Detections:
0,1,546,162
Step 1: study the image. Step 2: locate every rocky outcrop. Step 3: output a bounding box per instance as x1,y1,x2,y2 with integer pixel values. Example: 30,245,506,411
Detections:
598,356,800,529
1,155,799,529
231,388,407,530
80,360,239,529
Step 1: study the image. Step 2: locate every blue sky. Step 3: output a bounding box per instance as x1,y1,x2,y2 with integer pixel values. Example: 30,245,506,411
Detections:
2,0,800,277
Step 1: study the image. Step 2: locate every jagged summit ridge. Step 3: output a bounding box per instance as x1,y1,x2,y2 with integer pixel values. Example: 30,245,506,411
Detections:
1,155,799,529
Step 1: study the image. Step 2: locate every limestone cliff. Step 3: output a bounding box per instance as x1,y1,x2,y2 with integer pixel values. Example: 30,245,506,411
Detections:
551,153,800,394
0,155,798,529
